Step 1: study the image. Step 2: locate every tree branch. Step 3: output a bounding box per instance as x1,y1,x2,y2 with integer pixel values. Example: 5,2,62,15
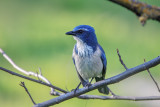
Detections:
1,66,160,105
34,56,160,107
0,67,67,94
20,82,36,105
144,59,160,93
0,48,61,95
1,48,160,106
117,49,128,70
78,94,160,101
108,0,160,26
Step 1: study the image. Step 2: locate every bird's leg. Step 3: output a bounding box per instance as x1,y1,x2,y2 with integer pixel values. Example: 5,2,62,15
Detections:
89,77,94,84
73,82,81,94
84,78,94,87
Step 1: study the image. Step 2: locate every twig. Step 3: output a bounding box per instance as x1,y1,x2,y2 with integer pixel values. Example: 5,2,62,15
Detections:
1,65,160,102
78,94,160,101
144,59,160,93
36,71,42,82
34,56,160,107
1,48,160,106
20,82,36,105
38,67,42,76
0,48,56,95
0,67,67,94
108,0,160,26
117,49,128,70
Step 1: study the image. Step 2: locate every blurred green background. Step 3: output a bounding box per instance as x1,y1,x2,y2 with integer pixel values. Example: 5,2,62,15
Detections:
0,0,160,107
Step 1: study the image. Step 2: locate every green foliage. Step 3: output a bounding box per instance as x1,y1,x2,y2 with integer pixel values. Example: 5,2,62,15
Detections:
0,0,160,107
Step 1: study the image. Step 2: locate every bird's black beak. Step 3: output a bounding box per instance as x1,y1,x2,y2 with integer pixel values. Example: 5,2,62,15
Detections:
65,31,76,36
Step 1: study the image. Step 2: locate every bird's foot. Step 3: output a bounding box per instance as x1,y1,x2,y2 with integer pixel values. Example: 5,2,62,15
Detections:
84,83,92,88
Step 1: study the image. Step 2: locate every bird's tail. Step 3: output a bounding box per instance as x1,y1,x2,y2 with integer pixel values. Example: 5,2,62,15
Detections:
95,77,109,95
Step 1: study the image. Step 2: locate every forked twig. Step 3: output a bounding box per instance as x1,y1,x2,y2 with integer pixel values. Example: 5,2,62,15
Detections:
1,48,160,107
0,67,67,94
0,48,56,95
144,59,160,93
117,49,128,70
20,82,36,105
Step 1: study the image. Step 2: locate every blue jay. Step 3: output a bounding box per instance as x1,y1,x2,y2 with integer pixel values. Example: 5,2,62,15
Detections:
66,25,109,94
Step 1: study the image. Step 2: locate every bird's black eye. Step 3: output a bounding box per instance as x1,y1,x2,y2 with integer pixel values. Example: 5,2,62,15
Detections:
77,30,83,33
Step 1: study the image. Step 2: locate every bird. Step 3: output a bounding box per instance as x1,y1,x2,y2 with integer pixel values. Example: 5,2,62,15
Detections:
66,25,109,95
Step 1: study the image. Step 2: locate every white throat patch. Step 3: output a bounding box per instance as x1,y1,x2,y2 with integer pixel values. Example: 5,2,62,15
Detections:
74,37,93,57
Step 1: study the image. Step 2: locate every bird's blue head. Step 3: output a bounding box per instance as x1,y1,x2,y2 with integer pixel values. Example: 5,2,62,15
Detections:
66,25,98,47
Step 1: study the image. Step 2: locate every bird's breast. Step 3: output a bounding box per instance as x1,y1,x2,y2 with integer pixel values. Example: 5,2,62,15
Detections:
73,47,103,80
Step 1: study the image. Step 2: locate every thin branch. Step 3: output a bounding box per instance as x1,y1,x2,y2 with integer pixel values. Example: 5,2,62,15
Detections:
38,67,42,76
4,66,160,102
78,94,160,101
34,56,160,107
117,49,128,70
0,48,55,95
108,0,160,26
144,59,160,93
3,66,155,101
1,48,160,106
0,67,67,94
20,82,36,105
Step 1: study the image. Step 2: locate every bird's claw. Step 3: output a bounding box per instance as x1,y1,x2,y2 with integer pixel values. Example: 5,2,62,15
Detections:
85,83,92,88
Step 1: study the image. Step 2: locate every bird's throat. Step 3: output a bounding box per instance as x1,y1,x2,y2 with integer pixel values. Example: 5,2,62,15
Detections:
76,41,94,57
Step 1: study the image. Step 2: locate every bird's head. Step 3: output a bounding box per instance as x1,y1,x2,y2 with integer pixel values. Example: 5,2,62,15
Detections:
66,25,98,46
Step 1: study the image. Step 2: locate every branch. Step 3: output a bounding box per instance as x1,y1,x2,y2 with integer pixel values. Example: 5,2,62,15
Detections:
108,0,160,26
144,59,160,92
34,56,160,107
20,82,36,105
0,67,67,94
4,66,159,103
1,66,160,103
78,94,160,101
1,48,160,106
117,49,128,70
3,66,159,101
0,48,60,95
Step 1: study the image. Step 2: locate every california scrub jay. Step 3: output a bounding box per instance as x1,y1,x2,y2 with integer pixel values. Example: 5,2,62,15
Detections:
66,25,109,94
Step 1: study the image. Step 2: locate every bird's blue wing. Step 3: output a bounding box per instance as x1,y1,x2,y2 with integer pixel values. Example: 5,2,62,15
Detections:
98,44,107,79
95,44,109,94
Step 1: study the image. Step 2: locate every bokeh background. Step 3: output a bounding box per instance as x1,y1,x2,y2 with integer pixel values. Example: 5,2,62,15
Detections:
0,0,160,107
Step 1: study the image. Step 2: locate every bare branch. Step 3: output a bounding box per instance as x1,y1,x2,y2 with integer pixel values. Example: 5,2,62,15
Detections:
144,59,160,93
108,0,160,26
0,48,56,95
0,67,68,94
1,48,160,106
1,47,160,106
34,56,160,107
20,82,36,105
4,66,160,102
78,94,160,101
117,49,128,70
3,66,155,101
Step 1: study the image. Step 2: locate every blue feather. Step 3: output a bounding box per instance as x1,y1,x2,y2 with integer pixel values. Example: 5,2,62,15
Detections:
98,44,107,76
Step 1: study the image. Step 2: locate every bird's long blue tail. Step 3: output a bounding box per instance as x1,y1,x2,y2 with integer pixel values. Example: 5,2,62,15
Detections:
95,77,109,95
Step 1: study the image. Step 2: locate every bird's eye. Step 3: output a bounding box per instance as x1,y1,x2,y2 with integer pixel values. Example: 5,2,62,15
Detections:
77,30,83,33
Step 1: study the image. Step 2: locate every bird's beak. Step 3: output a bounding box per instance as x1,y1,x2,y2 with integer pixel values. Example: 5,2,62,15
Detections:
65,31,76,36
